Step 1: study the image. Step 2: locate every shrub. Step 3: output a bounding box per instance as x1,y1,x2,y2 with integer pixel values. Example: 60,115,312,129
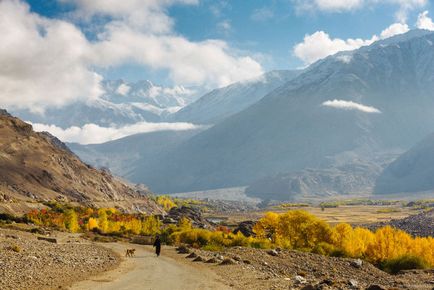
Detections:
10,245,21,252
380,255,429,274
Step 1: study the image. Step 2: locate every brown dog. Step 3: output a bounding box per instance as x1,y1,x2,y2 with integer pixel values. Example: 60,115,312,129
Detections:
125,248,136,257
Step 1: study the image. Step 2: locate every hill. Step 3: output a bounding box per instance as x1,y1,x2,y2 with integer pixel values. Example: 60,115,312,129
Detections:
0,109,161,214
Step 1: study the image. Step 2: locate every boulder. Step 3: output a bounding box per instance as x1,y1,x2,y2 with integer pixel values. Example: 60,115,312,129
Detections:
233,221,255,237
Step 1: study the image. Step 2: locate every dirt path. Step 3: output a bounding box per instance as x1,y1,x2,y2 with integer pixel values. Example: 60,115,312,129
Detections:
69,243,231,290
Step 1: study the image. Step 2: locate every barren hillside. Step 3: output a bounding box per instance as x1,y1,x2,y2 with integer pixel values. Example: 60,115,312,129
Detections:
0,109,161,214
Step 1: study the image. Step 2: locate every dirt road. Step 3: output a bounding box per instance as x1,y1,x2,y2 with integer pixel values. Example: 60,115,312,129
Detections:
70,243,231,290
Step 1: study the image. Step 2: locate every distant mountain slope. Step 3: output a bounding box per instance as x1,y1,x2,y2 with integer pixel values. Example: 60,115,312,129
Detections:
375,133,434,194
0,109,162,214
170,70,301,124
130,30,434,195
68,128,203,179
246,153,397,200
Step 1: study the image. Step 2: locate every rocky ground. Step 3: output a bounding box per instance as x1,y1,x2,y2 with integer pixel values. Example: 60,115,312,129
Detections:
176,246,434,290
366,209,434,237
0,228,120,290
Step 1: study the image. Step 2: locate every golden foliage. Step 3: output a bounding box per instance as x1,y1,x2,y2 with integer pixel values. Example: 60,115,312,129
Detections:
156,196,177,211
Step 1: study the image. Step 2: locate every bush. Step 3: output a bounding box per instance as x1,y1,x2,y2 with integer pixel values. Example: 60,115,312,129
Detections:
10,245,21,252
381,255,429,274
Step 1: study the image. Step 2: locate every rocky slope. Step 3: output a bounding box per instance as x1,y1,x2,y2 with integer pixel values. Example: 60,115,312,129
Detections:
180,247,434,289
0,228,119,290
367,209,434,237
375,133,434,194
0,109,161,214
246,154,396,201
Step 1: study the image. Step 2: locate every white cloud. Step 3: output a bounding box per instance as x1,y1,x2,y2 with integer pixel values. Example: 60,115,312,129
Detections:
293,0,427,19
31,121,201,145
217,20,232,34
417,11,434,31
380,22,409,38
0,0,103,114
322,99,381,113
293,0,364,12
116,83,131,96
0,0,263,113
293,22,410,65
293,31,377,65
251,7,275,21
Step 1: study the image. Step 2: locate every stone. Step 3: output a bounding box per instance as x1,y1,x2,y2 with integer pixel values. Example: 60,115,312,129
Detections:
349,279,358,287
186,252,198,259
366,285,386,290
350,259,363,268
193,256,205,262
267,249,279,256
294,275,307,284
176,245,190,254
37,236,58,244
301,285,316,290
219,258,236,265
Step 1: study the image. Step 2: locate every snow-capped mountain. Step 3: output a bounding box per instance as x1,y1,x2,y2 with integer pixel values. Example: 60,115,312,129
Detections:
170,70,301,124
12,80,204,128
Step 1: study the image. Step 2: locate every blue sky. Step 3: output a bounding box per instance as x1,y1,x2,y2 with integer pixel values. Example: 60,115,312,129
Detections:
1,0,433,116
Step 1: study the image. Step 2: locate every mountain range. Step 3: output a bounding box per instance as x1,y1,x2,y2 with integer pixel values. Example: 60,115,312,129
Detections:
11,79,204,128
13,29,434,201
125,30,434,197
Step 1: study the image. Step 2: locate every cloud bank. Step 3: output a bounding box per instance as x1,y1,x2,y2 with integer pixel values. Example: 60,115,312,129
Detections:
293,22,410,65
0,0,263,113
31,121,201,145
322,99,381,113
417,11,434,30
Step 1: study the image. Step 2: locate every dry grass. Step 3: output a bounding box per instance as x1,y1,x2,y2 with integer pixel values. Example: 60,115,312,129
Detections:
209,205,422,226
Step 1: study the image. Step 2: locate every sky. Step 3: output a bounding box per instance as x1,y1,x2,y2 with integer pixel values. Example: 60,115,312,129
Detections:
1,0,434,143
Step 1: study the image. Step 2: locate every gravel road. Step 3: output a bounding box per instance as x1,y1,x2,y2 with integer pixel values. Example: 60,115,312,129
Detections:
70,243,230,290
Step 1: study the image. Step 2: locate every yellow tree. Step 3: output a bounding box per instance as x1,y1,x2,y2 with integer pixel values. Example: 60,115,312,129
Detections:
97,209,108,232
64,209,79,233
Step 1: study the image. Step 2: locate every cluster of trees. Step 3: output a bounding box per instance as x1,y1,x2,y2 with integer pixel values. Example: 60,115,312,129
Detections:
253,210,434,267
25,206,161,236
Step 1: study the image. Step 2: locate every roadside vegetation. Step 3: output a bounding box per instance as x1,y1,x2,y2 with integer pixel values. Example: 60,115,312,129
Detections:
3,200,434,274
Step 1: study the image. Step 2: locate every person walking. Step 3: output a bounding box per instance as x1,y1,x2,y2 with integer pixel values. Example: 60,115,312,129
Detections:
153,235,161,257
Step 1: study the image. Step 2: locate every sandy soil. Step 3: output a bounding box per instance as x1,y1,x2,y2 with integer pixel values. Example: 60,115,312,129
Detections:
70,243,231,290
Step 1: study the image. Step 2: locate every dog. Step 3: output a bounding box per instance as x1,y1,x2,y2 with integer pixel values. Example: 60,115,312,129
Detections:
125,248,136,257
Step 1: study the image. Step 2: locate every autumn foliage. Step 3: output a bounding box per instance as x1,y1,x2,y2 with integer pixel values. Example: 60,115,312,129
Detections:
253,210,434,268
25,205,161,236
23,204,434,271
